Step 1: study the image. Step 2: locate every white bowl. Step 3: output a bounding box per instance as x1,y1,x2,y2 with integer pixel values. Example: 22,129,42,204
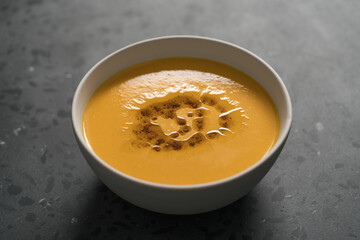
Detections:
72,36,292,215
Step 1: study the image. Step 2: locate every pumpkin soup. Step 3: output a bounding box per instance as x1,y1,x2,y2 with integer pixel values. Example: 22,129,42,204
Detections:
82,58,279,185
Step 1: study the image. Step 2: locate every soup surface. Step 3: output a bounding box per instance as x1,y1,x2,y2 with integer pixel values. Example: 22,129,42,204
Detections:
83,58,279,185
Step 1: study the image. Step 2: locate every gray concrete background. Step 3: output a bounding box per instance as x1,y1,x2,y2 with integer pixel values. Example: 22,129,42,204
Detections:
0,0,359,239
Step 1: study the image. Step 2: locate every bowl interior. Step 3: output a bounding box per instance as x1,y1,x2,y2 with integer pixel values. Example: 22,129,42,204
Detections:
72,36,292,187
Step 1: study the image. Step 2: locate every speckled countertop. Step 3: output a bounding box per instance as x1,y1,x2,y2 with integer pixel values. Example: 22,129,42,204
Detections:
1,1,359,239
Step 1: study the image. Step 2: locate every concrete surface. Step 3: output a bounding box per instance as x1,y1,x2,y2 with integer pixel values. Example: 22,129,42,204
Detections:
0,0,359,239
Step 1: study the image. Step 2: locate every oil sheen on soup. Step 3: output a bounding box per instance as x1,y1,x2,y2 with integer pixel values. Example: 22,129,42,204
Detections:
82,58,280,185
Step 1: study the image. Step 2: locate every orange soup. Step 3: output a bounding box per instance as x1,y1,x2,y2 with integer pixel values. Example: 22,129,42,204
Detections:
82,58,279,185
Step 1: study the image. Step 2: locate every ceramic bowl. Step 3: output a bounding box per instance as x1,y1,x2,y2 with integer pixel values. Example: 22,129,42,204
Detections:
72,36,292,215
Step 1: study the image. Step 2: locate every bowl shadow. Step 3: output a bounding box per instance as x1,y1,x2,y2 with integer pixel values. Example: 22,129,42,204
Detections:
71,181,268,240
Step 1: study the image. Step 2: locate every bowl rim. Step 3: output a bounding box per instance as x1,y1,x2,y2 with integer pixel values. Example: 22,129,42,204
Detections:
72,35,292,190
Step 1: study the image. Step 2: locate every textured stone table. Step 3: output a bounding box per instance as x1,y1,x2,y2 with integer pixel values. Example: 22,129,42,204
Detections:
1,1,359,239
